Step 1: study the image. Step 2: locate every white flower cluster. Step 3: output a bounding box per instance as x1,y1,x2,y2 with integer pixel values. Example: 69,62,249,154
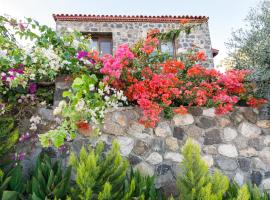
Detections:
29,115,42,131
0,49,7,57
23,45,66,81
53,100,67,116
75,99,85,112
0,103,6,116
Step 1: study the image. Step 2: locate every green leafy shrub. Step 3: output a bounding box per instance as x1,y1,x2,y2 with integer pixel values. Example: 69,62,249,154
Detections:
177,138,229,200
0,165,24,200
225,181,270,200
26,154,71,200
0,117,19,158
69,141,163,200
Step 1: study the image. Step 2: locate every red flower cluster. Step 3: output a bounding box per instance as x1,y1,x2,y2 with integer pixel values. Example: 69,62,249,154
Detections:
162,60,185,74
140,37,159,55
247,97,267,108
91,29,268,127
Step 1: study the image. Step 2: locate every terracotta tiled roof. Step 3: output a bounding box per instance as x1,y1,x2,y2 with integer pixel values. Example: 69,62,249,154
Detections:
53,14,208,23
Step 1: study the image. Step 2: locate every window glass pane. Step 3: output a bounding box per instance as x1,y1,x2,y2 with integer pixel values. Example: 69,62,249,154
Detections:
100,40,112,55
89,39,98,51
161,41,174,56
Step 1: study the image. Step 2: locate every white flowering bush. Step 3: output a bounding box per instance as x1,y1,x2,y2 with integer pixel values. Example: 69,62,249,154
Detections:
0,15,90,107
39,74,128,148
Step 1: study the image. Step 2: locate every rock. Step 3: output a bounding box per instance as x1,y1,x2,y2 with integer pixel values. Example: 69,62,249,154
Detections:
146,152,163,165
185,125,203,141
264,135,270,146
173,127,185,140
156,163,172,176
223,127,238,142
251,171,262,186
164,152,183,163
238,122,261,138
234,136,248,150
127,122,153,139
196,117,216,129
133,140,149,155
161,181,179,198
103,114,125,135
239,148,258,157
38,107,54,121
248,138,264,151
128,154,142,165
202,155,214,167
230,111,244,124
257,120,270,129
203,108,216,117
189,107,203,116
127,122,145,135
234,172,244,186
204,129,222,145
112,112,128,127
152,138,165,152
165,137,179,151
238,158,251,172
242,108,257,123
116,136,134,156
218,117,231,128
203,145,218,155
155,171,174,189
265,171,270,178
252,158,267,171
218,144,238,158
259,147,270,166
173,114,194,126
262,128,270,135
155,121,172,137
134,162,154,176
215,157,238,171
261,178,270,190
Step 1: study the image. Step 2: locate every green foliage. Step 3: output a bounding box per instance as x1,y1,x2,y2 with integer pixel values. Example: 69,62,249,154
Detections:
226,0,270,99
0,117,19,158
236,185,250,200
177,138,229,200
225,181,270,200
69,141,163,200
0,165,25,200
26,154,71,200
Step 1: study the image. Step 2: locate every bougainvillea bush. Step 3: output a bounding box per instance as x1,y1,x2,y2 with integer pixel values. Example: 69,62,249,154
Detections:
76,28,267,128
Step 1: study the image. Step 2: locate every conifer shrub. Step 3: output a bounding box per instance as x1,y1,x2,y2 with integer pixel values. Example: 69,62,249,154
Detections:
177,138,229,200
69,141,163,200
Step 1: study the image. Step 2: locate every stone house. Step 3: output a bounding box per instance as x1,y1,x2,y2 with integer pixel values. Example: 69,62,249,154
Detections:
53,14,218,67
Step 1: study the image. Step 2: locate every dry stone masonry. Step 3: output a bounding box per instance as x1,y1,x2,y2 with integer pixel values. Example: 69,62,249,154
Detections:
54,15,214,67
35,105,270,196
23,79,270,196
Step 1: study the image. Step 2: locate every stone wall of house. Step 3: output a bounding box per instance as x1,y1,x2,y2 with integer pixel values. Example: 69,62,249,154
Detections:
31,105,270,197
56,21,214,67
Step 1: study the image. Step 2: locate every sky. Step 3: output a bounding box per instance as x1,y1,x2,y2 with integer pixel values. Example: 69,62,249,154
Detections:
0,0,260,64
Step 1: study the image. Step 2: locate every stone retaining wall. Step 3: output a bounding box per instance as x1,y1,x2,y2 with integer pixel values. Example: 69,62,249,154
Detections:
86,106,270,196
22,106,270,197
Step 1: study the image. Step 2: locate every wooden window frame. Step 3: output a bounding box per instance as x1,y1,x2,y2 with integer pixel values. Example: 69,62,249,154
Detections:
159,38,177,58
84,32,113,55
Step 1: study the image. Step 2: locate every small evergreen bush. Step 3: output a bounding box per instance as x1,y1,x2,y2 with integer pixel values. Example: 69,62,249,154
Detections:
69,141,163,200
177,138,229,200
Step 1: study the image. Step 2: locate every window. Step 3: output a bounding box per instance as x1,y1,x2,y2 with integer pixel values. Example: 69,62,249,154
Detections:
160,40,176,57
85,33,113,56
